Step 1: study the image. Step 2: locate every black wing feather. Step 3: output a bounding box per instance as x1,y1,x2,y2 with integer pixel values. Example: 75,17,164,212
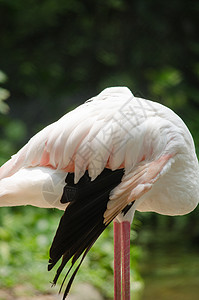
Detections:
48,168,124,299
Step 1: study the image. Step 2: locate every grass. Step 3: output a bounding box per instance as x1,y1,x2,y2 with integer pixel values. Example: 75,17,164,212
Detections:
0,206,142,299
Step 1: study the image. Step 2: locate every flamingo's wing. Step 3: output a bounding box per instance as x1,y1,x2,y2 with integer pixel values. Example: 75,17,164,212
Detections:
0,87,135,181
0,87,167,211
0,86,167,184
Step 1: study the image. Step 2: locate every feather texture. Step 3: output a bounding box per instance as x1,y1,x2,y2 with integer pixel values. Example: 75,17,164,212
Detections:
1,87,195,183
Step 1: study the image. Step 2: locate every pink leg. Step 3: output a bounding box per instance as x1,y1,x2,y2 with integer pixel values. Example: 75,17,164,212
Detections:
121,221,131,300
114,221,121,300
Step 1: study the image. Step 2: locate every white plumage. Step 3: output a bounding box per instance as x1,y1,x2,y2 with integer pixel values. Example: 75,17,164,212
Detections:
1,87,198,214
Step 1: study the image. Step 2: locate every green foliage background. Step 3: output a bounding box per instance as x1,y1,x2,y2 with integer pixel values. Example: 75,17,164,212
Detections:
0,0,199,299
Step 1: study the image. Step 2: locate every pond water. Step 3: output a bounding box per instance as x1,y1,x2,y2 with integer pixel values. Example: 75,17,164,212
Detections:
139,246,199,300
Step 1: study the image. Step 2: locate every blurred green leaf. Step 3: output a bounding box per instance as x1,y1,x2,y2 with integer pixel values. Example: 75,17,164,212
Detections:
0,71,10,114
3,119,27,142
0,71,8,84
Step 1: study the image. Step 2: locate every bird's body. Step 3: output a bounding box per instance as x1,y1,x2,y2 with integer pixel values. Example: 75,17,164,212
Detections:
0,87,198,299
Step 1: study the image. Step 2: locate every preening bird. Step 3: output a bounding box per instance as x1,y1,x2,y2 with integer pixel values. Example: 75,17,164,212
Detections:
0,87,199,300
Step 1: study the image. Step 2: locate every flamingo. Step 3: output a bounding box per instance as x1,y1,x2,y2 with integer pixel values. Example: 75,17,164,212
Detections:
0,87,199,300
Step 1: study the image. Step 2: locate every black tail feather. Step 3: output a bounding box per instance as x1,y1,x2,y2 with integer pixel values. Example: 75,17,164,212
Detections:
62,246,90,299
48,168,124,299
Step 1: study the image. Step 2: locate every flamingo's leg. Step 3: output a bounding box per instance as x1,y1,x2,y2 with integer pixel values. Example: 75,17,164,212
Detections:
121,221,131,300
114,220,122,300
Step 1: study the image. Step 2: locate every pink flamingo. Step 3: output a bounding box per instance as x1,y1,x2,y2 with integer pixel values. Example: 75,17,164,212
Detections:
0,87,198,300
